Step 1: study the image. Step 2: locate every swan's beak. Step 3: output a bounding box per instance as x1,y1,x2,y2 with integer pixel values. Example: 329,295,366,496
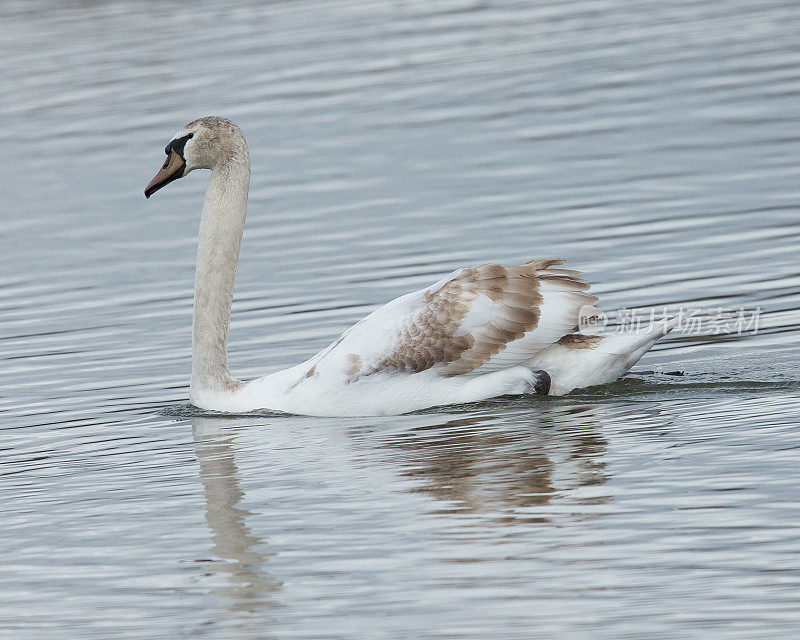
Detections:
144,148,186,198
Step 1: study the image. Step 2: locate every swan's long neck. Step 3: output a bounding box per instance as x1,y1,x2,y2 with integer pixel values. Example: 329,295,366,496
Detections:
190,144,250,400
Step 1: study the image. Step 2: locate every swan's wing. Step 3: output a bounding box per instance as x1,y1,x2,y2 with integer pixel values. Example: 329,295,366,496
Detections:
305,259,597,382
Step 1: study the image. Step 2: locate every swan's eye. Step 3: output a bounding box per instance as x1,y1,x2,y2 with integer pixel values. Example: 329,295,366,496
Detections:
187,133,194,140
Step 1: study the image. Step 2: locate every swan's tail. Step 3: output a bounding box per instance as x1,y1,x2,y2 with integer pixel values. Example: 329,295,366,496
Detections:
525,316,679,395
607,316,679,355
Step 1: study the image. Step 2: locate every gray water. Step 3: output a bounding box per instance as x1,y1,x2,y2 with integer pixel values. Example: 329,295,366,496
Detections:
2,1,800,638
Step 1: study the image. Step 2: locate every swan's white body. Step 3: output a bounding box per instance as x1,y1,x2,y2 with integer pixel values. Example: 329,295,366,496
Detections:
146,117,676,417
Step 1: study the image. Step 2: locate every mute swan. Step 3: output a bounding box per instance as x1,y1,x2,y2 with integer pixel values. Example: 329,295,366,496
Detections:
145,116,676,417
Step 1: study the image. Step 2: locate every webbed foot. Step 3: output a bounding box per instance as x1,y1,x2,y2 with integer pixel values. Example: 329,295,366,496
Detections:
531,369,551,395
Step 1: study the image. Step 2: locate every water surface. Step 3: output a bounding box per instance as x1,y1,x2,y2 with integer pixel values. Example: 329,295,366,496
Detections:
2,1,799,638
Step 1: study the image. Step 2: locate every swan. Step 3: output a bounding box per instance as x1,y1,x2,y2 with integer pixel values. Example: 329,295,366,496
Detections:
145,116,676,417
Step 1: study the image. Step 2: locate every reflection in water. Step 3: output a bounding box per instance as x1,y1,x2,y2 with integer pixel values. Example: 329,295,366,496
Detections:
352,403,611,522
191,418,281,625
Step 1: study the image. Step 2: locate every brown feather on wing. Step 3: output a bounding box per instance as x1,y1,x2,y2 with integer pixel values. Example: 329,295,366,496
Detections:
352,259,596,379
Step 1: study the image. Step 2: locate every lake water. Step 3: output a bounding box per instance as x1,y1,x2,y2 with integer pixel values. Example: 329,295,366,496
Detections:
2,0,799,638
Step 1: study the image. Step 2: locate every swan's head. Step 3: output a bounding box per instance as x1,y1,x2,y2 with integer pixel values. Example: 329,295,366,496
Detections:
144,116,247,198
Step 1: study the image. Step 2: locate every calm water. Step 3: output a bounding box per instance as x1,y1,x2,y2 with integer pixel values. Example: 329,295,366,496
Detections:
2,1,800,638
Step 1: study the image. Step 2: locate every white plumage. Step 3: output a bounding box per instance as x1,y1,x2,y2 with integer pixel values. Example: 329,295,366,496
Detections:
145,116,676,417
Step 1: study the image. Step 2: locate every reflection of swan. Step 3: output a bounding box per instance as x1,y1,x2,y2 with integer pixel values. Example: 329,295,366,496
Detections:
146,116,676,417
348,404,609,519
192,418,280,614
